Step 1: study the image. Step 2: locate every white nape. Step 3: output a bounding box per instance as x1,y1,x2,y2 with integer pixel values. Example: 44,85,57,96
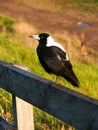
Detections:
46,36,66,52
47,36,69,60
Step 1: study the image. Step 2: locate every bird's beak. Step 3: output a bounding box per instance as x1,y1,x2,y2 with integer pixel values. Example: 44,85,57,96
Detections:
28,35,40,40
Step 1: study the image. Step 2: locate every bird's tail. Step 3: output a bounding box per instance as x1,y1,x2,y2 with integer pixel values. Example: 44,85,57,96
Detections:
63,71,80,87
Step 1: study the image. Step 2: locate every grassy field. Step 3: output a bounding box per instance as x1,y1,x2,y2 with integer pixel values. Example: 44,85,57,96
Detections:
20,0,98,14
0,9,98,130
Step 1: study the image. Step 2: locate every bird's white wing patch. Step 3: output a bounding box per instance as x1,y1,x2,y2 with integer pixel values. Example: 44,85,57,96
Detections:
57,55,62,60
65,53,69,61
46,36,66,52
57,54,69,61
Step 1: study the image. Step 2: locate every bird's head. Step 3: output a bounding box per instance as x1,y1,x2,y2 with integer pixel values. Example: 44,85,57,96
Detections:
29,33,50,45
29,33,65,52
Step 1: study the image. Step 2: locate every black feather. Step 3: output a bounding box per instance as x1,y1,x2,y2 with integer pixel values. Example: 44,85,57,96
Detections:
62,61,79,87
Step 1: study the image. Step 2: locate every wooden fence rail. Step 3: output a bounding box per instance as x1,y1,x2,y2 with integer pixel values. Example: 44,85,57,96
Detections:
0,60,98,130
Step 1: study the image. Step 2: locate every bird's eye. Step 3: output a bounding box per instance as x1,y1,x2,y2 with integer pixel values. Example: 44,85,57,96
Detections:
40,36,44,39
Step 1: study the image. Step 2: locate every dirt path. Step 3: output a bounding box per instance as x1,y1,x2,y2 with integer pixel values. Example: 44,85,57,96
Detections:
0,0,98,52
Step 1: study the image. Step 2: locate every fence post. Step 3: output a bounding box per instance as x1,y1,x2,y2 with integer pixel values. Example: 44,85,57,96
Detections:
12,95,34,130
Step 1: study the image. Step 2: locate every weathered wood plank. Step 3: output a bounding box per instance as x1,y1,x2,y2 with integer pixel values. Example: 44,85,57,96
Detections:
0,60,98,130
12,96,34,130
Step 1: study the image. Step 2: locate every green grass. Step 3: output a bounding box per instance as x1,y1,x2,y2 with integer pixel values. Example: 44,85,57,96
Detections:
0,15,98,129
72,61,98,98
0,15,18,32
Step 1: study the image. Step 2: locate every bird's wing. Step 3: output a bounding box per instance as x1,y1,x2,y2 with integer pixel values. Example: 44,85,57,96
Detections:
41,46,79,87
62,60,79,86
40,46,71,75
53,48,79,86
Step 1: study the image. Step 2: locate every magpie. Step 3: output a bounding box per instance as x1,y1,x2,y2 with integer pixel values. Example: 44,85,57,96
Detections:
29,33,80,87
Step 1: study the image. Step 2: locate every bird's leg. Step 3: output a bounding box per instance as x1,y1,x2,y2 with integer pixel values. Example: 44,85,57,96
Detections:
55,76,59,83
52,76,59,87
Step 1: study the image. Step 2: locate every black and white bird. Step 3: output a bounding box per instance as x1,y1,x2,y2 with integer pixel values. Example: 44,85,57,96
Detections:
29,33,80,87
